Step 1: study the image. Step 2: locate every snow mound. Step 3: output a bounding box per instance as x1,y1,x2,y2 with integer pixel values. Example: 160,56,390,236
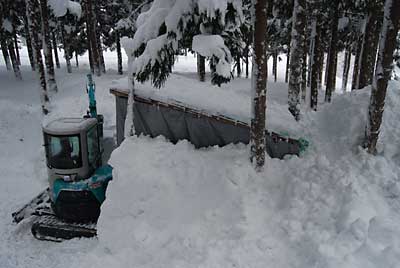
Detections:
77,81,400,268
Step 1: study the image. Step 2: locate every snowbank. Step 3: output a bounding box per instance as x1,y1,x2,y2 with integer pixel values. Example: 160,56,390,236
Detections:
79,81,400,268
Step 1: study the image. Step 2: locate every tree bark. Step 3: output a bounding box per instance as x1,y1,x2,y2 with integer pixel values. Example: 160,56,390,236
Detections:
245,45,249,78
236,54,241,77
26,0,50,114
357,3,383,89
325,0,339,102
52,32,60,68
40,0,57,92
59,22,72,73
8,39,22,80
116,32,123,75
288,0,306,121
1,36,12,71
84,0,101,76
23,10,36,71
13,32,20,66
75,51,79,67
365,0,399,154
285,47,290,83
310,18,322,111
250,0,268,170
301,17,308,102
272,50,277,82
341,46,351,92
197,54,205,82
351,32,363,90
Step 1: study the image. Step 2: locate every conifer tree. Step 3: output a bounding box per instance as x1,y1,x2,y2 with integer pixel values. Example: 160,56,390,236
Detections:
365,0,400,153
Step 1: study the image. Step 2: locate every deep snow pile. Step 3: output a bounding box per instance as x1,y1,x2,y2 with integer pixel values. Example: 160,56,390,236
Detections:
78,81,400,268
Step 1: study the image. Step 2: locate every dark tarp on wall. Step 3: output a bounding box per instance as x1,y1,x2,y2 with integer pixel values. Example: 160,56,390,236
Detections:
110,88,307,159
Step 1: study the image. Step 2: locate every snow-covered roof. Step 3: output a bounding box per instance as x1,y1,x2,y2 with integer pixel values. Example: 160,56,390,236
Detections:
43,117,97,135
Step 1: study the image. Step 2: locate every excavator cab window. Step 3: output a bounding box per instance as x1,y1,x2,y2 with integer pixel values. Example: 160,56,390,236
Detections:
45,134,82,169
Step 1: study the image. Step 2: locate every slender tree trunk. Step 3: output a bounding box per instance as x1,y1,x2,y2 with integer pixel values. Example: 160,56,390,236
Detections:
40,0,57,92
357,4,383,90
325,0,339,102
301,16,308,102
75,51,79,67
13,32,20,66
1,36,12,71
8,40,22,80
197,54,205,82
97,31,106,73
250,0,268,170
245,45,249,78
236,54,241,77
365,0,399,154
310,18,322,111
59,22,72,73
351,33,363,90
341,46,351,92
272,50,278,82
285,47,290,83
24,10,36,71
52,32,60,68
85,0,100,76
116,32,123,75
26,0,50,114
288,0,306,121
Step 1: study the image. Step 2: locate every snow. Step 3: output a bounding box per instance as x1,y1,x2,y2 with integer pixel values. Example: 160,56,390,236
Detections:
48,0,82,18
1,45,400,268
88,81,400,268
192,34,232,78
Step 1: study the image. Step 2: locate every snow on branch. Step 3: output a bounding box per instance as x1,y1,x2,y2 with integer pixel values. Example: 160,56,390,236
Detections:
125,0,243,87
192,34,232,78
48,0,82,18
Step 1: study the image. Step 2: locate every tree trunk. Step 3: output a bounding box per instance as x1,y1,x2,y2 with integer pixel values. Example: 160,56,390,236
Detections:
13,32,20,66
272,50,277,82
24,10,36,71
85,0,101,76
27,0,50,114
357,4,383,89
75,51,79,67
325,0,339,102
236,54,241,77
245,45,249,78
250,0,268,170
8,40,22,80
97,31,106,73
288,0,306,121
285,47,290,83
351,33,363,90
301,17,308,102
52,32,60,68
1,36,12,71
40,0,57,92
197,54,205,82
116,32,123,75
59,22,72,73
365,0,399,154
310,18,322,111
341,46,351,92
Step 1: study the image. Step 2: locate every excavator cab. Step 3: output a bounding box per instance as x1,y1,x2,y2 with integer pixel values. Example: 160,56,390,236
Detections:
43,116,110,222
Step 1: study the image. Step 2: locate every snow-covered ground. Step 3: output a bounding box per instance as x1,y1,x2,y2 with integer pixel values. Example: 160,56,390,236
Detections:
1,47,400,268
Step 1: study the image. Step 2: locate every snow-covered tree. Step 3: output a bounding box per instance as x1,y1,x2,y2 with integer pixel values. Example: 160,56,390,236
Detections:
287,0,306,120
125,0,245,88
365,0,400,153
250,0,268,170
26,0,50,114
